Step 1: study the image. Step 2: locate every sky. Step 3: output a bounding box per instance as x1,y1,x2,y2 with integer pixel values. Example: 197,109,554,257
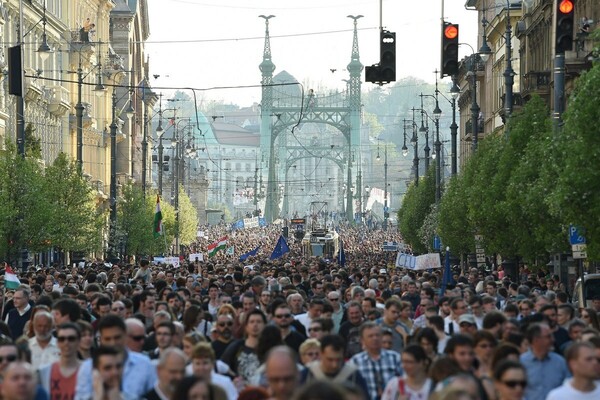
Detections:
146,0,480,107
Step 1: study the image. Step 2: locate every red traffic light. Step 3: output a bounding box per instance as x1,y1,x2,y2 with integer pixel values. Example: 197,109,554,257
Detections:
444,24,459,40
558,0,574,14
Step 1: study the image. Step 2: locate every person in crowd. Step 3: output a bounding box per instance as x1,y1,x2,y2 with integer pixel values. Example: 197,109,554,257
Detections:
172,376,227,400
381,344,433,400
350,321,402,400
125,318,147,353
298,339,320,366
264,346,300,400
144,347,186,400
295,298,324,334
211,314,234,359
520,323,570,400
375,298,408,353
75,315,157,399
272,303,305,352
338,301,364,358
38,322,81,399
5,287,32,340
28,310,60,370
191,342,238,400
149,321,176,361
220,308,266,386
492,360,528,400
300,334,368,398
1,362,37,400
546,341,600,399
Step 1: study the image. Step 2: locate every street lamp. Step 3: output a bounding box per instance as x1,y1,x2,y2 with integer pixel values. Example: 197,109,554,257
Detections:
449,78,460,175
401,120,409,157
75,51,106,172
461,43,482,152
418,95,430,171
410,108,419,186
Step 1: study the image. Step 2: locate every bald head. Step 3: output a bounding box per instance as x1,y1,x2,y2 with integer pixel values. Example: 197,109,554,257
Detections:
265,346,299,400
125,318,146,353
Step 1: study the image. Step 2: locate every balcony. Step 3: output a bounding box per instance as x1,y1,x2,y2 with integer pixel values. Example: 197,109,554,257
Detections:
69,102,96,131
24,79,43,102
47,85,71,116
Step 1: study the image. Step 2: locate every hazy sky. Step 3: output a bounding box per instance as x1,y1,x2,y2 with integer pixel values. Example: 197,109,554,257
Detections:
146,0,479,106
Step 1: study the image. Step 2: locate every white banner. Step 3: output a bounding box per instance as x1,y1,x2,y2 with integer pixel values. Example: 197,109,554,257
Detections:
153,256,180,268
395,252,442,270
188,253,204,262
243,217,260,229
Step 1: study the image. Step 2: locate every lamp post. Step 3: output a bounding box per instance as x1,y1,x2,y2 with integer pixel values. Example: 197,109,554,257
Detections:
462,43,482,152
108,90,118,261
155,94,165,196
383,143,388,230
432,85,442,203
410,108,419,186
419,95,430,171
449,78,460,175
75,53,106,172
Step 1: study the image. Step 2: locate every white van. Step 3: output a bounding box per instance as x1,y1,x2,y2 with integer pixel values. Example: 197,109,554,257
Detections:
572,273,600,310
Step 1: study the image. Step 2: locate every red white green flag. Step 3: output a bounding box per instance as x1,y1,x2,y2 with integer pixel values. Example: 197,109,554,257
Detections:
5,265,21,290
208,236,228,258
153,195,163,238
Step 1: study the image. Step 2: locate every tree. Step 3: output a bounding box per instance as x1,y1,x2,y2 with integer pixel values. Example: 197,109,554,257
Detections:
438,173,475,256
118,182,155,256
397,167,435,253
40,153,104,253
552,62,600,258
178,186,198,246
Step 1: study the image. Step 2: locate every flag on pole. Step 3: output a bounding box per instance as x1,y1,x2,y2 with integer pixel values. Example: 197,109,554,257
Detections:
441,247,455,296
208,236,228,258
153,195,163,238
270,235,290,260
338,239,346,268
226,246,235,256
4,265,21,290
239,246,260,261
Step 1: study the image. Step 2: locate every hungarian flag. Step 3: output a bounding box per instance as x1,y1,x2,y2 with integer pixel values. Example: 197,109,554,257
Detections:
208,236,228,258
153,195,163,238
5,265,21,290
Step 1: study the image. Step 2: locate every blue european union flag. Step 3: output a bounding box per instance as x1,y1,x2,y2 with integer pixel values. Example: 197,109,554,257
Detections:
270,235,290,260
338,239,346,267
239,246,260,261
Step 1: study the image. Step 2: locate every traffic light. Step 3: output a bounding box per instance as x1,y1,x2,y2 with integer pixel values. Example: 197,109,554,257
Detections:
365,31,396,84
556,0,575,54
282,226,289,239
441,22,459,78
8,45,22,96
379,30,396,83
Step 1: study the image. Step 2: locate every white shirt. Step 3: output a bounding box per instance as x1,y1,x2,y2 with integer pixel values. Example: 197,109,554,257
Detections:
211,371,238,400
28,336,60,370
546,381,600,400
295,312,312,333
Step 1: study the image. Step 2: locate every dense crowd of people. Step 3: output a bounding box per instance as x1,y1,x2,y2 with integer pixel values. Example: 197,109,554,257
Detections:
0,223,599,400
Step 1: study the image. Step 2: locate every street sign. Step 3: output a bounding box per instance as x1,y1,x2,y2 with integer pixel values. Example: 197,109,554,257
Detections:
569,225,586,245
573,251,587,259
433,235,442,251
476,254,486,263
572,244,587,252
476,248,485,254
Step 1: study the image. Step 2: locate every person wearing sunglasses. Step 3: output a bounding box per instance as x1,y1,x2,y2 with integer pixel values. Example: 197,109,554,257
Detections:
38,323,81,399
0,340,20,379
493,360,527,400
546,341,600,399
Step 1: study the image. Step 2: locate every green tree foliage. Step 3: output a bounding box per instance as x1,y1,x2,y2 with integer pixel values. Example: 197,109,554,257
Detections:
552,62,600,258
41,154,104,252
505,96,566,260
397,167,435,253
178,186,198,246
118,182,155,256
438,173,474,255
0,147,102,261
